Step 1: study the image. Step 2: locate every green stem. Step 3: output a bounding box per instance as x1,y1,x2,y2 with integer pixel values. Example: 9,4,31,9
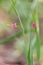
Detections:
0,30,33,45
35,10,40,65
12,0,24,34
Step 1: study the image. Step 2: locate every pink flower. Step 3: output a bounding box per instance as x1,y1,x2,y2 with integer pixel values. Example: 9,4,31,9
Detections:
10,23,17,28
32,23,36,28
13,23,16,27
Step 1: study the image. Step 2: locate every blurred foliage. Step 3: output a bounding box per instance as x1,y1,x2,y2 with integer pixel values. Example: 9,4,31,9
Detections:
0,0,40,65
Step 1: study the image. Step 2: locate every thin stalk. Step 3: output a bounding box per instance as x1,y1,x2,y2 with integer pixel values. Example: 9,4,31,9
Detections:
12,0,24,34
30,23,33,65
11,0,29,61
35,7,40,65
0,30,30,45
0,29,34,45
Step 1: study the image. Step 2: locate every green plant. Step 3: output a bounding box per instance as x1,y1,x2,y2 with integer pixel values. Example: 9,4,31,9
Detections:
0,0,40,65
